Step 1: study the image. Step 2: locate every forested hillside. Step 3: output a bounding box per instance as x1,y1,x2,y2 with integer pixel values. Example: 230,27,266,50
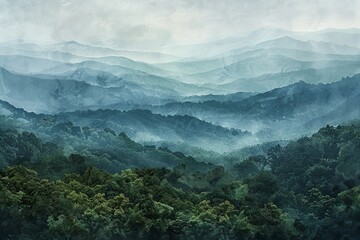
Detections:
1,123,359,239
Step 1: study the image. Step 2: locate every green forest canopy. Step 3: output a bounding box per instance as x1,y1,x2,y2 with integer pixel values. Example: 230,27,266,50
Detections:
0,123,360,239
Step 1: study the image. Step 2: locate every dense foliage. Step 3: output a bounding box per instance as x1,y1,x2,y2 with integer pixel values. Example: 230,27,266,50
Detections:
0,123,359,239
0,118,215,173
234,124,360,239
0,165,297,240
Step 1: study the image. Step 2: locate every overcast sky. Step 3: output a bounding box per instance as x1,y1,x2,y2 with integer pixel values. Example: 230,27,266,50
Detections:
0,0,359,49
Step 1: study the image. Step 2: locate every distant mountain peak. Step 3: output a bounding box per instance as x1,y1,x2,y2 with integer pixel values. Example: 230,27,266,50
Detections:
293,80,308,85
64,41,82,45
54,41,89,48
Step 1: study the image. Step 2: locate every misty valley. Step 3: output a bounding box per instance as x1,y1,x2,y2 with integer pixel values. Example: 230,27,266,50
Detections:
1,27,360,240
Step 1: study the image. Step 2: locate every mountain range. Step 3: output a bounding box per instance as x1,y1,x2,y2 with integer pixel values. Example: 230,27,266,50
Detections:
0,27,359,154
147,74,360,141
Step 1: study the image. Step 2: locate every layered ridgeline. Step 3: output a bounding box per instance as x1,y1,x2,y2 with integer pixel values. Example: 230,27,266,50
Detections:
0,28,359,152
0,100,253,153
1,28,360,93
1,74,359,152
147,74,360,141
0,66,209,113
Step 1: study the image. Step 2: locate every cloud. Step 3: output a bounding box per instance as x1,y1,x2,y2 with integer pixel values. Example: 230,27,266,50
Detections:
0,0,359,49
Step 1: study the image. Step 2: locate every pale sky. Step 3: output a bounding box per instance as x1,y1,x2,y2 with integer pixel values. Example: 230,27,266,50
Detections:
0,0,359,49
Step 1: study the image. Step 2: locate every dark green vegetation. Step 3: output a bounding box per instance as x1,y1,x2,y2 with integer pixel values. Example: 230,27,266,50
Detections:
0,99,252,153
1,123,360,239
0,126,214,176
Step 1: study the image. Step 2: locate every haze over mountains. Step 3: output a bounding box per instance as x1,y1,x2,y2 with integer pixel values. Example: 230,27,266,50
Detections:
2,1,360,238
0,27,360,152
